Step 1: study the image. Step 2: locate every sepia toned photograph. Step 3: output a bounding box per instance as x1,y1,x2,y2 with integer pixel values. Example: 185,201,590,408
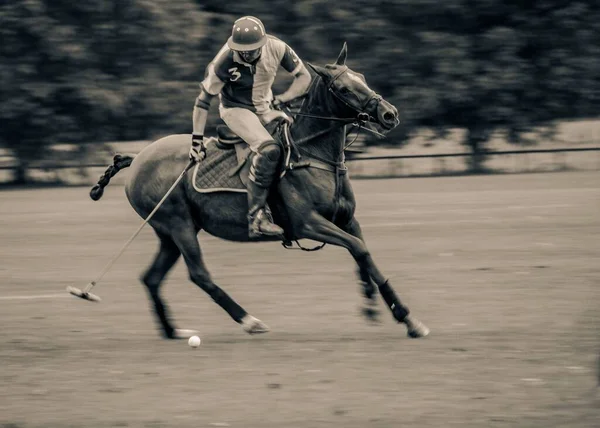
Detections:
1,1,599,427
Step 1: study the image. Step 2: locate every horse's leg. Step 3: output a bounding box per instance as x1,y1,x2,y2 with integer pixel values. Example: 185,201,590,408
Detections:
343,217,380,323
142,232,193,339
302,212,429,338
170,224,270,335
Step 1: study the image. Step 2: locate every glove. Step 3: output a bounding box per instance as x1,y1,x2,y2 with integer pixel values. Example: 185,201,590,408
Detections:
274,110,294,125
271,97,293,125
272,96,284,109
189,134,206,162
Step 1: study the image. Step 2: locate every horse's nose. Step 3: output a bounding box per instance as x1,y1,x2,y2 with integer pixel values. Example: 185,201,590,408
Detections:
383,111,396,122
378,102,399,129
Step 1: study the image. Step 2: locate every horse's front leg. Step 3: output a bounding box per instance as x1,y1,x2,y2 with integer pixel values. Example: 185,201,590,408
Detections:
301,212,429,338
343,217,381,323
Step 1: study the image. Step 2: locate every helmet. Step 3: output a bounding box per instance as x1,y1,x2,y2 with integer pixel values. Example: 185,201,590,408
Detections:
227,16,267,51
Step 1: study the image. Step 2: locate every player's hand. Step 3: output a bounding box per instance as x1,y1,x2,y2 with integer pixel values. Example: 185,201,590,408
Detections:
189,134,206,162
272,96,284,110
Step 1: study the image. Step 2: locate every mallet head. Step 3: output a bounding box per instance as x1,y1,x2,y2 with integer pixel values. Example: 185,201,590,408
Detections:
66,286,102,302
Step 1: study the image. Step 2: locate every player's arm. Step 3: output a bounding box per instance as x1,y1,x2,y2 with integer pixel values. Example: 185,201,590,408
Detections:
190,61,227,161
192,63,225,137
192,88,214,138
274,45,311,104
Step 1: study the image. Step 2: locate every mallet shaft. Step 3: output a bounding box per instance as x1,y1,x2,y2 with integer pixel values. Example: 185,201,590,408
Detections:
84,160,194,293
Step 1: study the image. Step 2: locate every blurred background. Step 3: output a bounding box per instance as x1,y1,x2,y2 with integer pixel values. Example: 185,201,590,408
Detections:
1,3,599,427
1,0,600,184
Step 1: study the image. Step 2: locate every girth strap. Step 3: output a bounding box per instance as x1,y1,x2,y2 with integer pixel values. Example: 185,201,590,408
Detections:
287,159,347,174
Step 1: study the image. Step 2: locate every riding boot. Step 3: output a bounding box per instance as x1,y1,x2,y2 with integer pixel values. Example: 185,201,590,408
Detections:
247,181,283,238
248,141,284,239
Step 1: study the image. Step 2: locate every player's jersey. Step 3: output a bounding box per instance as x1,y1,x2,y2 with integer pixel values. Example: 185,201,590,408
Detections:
201,35,303,114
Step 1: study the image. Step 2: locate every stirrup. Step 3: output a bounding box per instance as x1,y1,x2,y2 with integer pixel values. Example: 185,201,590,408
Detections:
250,210,283,237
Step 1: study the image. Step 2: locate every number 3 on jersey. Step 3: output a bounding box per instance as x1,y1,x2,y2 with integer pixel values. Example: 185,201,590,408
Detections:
228,67,241,82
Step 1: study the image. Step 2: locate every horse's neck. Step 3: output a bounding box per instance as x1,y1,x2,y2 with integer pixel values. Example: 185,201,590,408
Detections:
289,78,345,165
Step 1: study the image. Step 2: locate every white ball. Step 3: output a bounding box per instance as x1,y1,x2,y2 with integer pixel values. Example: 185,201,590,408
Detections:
188,335,201,348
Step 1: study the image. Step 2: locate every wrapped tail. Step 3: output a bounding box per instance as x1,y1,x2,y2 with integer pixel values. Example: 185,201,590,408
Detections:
89,154,136,201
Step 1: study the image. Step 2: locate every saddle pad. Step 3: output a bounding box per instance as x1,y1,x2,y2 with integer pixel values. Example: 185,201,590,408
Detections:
192,138,247,193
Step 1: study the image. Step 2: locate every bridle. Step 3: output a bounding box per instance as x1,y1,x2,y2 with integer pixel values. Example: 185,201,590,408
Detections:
281,66,388,151
278,66,393,252
325,65,384,124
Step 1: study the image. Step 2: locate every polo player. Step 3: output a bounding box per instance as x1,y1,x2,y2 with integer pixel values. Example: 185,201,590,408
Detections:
190,16,312,238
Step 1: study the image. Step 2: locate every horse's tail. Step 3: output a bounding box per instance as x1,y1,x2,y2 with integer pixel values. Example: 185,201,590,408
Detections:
89,154,136,201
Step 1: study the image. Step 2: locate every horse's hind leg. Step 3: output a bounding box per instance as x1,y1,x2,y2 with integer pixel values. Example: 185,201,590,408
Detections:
301,212,429,338
344,218,380,322
142,231,190,339
170,223,270,335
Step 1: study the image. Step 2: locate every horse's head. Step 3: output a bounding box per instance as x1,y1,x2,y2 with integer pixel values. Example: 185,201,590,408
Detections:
307,43,400,132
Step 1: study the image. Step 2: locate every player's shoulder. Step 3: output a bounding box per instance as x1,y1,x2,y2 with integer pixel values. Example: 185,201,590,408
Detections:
266,35,299,61
265,35,288,52
211,43,235,70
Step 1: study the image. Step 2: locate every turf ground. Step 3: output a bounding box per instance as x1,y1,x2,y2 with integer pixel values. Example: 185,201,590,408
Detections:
1,171,599,428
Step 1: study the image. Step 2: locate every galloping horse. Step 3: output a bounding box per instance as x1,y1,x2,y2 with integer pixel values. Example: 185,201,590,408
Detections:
90,43,429,339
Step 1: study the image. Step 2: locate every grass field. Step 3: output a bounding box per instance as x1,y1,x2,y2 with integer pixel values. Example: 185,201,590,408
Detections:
1,171,599,427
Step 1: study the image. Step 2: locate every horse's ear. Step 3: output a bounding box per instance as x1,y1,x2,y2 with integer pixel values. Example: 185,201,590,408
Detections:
307,62,329,79
335,42,348,66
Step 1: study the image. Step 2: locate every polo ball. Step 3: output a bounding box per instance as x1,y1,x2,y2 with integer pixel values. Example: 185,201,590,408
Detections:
188,335,201,348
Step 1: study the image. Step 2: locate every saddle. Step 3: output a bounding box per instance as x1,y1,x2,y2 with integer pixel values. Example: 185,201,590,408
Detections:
213,125,254,172
214,117,286,150
192,117,291,194
216,125,244,146
216,118,291,185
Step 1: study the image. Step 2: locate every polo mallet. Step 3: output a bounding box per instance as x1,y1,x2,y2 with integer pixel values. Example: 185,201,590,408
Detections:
67,159,196,302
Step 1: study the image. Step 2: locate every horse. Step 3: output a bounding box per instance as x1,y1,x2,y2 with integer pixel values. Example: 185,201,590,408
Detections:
89,43,430,340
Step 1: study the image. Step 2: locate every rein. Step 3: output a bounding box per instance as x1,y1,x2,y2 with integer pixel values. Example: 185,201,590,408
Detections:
292,111,386,151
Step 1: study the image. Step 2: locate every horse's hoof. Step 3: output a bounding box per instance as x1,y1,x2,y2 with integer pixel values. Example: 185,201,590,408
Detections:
361,306,381,322
361,300,381,323
172,329,200,339
241,315,270,335
404,315,430,338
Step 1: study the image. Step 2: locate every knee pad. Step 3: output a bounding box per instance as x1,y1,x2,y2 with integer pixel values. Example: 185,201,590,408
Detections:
250,141,282,187
257,140,281,161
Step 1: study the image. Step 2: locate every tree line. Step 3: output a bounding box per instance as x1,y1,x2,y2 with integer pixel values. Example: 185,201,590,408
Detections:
1,0,599,181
